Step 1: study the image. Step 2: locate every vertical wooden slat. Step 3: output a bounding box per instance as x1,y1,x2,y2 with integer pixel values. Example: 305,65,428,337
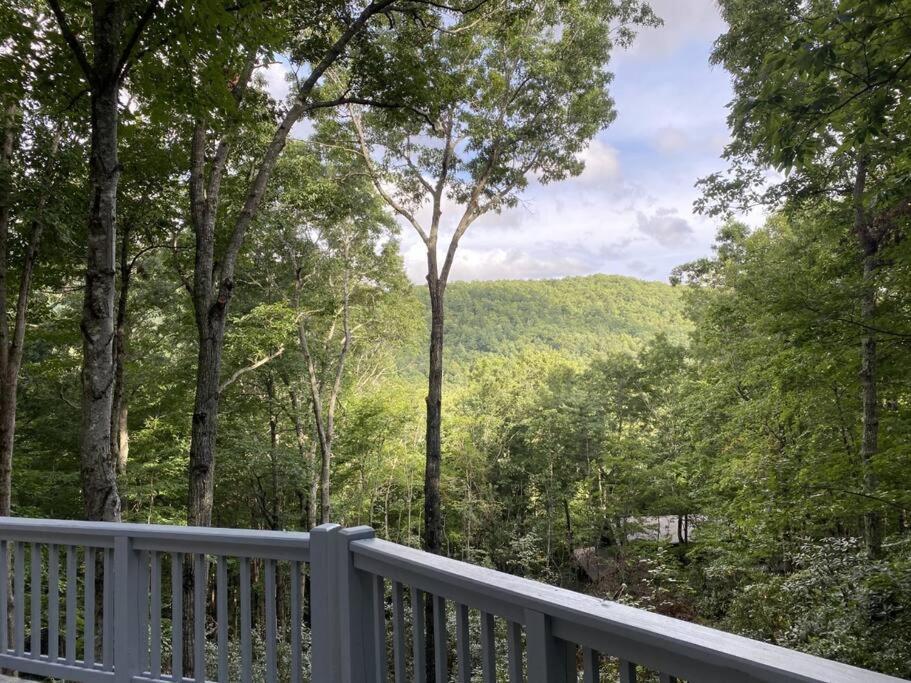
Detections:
150,551,161,679
217,556,229,683
0,540,7,653
193,553,207,683
84,546,95,667
525,609,568,683
239,556,252,683
171,552,183,683
432,594,447,683
48,544,59,661
619,659,637,683
411,587,426,683
264,558,277,683
289,560,302,683
14,541,24,656
506,620,523,683
65,545,76,664
30,543,41,656
480,611,496,683
392,581,406,683
456,603,470,683
372,574,387,683
138,550,149,673
564,641,577,681
582,647,599,683
102,547,114,670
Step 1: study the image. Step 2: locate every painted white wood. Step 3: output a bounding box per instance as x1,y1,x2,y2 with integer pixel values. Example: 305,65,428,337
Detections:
0,516,905,683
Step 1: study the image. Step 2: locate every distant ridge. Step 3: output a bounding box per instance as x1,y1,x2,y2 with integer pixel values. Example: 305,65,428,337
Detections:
403,274,691,372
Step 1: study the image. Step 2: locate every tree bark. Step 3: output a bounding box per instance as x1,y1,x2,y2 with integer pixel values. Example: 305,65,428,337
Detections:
287,385,317,529
423,279,444,554
111,223,131,477
853,153,883,558
0,111,57,517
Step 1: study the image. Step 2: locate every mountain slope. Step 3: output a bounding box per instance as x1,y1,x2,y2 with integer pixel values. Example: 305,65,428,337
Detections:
401,274,691,373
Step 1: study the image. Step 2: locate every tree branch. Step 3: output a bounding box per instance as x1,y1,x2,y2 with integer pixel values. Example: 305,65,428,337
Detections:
220,346,286,393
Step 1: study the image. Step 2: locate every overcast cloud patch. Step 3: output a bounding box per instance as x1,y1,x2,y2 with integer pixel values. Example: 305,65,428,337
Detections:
635,209,695,247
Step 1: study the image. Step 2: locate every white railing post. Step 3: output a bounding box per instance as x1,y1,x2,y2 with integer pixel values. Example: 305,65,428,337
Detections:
336,526,378,683
311,523,341,683
114,534,140,683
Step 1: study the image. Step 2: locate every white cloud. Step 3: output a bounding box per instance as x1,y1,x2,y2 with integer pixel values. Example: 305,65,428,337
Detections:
257,62,292,104
635,209,695,247
577,139,621,182
622,0,727,61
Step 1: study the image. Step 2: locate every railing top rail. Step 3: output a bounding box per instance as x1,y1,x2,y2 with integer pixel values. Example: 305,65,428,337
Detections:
351,537,905,683
0,517,311,560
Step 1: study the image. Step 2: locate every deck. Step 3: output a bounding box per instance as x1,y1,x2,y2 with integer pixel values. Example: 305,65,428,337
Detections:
0,517,903,682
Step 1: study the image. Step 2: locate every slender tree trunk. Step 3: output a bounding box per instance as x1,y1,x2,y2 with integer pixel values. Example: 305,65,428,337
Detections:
80,72,122,522
0,102,17,517
0,118,57,517
111,224,132,477
853,154,883,558
288,386,317,529
423,280,444,555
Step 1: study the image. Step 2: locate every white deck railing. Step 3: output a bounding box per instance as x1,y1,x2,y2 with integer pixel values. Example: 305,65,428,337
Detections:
0,517,903,683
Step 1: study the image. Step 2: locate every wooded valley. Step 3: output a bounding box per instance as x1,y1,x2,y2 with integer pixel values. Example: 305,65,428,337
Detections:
1,0,910,678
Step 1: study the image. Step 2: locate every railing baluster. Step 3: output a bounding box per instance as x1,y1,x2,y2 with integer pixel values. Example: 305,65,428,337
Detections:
65,545,76,664
48,544,59,661
0,540,7,653
289,560,302,683
506,620,523,683
217,555,229,683
84,546,95,667
583,647,599,683
411,587,426,683
194,553,207,683
240,556,252,683
151,551,162,679
264,558,277,683
432,594,447,683
619,659,637,683
456,603,470,683
103,547,114,670
525,609,570,683
14,541,25,656
171,551,183,682
373,574,387,683
30,542,41,656
138,550,149,674
481,611,496,682
392,580,406,683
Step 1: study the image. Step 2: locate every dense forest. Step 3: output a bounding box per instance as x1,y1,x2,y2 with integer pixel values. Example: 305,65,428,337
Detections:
1,0,911,679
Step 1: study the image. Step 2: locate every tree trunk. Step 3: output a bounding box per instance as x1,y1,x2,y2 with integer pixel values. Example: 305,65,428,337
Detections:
0,110,55,517
188,313,226,528
423,281,444,554
859,250,882,557
80,75,122,522
288,386,317,529
853,154,883,559
111,225,132,478
0,102,17,517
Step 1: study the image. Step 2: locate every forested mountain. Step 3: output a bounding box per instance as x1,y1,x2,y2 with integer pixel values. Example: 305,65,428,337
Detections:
405,275,690,371
2,0,910,679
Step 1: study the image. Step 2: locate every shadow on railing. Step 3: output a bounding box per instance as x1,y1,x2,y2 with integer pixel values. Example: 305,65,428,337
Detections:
0,517,903,683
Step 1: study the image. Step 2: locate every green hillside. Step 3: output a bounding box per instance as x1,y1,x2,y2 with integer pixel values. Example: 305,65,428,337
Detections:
403,274,691,373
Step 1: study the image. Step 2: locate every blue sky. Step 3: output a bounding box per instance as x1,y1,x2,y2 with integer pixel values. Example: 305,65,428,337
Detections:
262,0,758,283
